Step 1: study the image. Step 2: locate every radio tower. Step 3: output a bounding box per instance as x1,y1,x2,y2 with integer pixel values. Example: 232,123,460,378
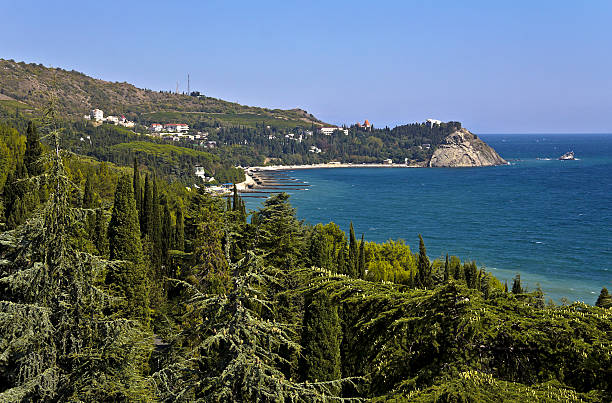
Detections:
176,81,179,94
187,74,190,95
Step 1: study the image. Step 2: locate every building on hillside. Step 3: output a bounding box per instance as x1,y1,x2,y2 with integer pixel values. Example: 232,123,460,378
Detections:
164,123,189,133
426,118,442,128
383,158,393,165
150,123,163,132
105,115,119,124
91,109,104,121
320,127,349,136
309,145,322,153
356,119,372,130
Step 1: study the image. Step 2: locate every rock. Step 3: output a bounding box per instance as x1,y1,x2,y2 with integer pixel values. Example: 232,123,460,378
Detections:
429,129,506,167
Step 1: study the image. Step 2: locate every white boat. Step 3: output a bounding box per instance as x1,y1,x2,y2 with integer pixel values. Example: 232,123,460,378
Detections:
559,151,575,160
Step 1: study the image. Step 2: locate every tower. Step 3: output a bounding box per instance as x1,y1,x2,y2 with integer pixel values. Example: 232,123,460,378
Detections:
187,74,190,95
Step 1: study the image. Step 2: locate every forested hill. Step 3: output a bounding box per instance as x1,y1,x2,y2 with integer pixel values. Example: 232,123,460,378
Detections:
0,59,324,127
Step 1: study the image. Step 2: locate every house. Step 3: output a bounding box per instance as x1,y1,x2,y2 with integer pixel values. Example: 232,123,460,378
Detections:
164,123,189,133
91,109,104,121
105,115,119,124
426,119,442,128
309,146,322,153
150,123,163,132
320,127,348,136
383,158,393,165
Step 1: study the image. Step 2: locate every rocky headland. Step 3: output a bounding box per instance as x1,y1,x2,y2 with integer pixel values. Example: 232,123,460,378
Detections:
429,129,507,167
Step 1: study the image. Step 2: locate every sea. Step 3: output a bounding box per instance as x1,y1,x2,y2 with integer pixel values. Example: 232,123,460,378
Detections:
244,134,612,303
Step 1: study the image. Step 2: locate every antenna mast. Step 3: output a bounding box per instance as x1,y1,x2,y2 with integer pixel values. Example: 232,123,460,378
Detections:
176,81,179,94
187,74,190,94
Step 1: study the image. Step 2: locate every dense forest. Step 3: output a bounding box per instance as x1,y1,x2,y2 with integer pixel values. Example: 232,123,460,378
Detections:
0,112,611,402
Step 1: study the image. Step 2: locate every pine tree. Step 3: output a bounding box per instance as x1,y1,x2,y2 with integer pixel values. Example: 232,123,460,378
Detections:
232,183,239,211
358,233,366,278
150,176,162,267
93,208,109,257
23,121,43,176
107,174,149,323
161,202,172,267
348,221,358,277
0,130,152,401
595,287,612,308
300,289,342,383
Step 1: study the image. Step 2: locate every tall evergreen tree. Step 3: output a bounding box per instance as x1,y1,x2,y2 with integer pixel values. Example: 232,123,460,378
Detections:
82,172,95,208
93,208,109,257
444,254,450,282
132,158,141,214
348,221,358,277
107,174,149,323
175,203,185,251
141,173,152,236
595,287,612,308
232,183,239,211
23,121,43,176
0,132,152,401
300,289,342,383
161,202,172,267
416,234,431,288
358,233,366,278
511,274,523,294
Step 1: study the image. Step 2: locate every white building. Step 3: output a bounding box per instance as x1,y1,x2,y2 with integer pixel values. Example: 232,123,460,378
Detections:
320,127,348,136
426,118,442,128
383,158,393,165
91,109,104,121
309,145,322,153
150,123,163,132
105,115,119,124
164,123,189,133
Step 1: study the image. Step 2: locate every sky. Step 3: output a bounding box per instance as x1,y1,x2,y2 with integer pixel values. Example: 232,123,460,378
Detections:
1,0,611,133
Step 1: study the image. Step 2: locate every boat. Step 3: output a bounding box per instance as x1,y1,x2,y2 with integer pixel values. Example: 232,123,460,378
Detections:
559,151,575,160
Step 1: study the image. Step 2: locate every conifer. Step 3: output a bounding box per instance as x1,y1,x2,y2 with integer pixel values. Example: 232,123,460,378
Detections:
416,234,430,288
595,287,612,308
348,221,358,277
358,233,366,278
23,121,43,176
132,158,141,213
82,172,95,208
141,173,152,236
300,289,342,383
511,274,523,294
175,203,185,251
107,174,149,323
444,253,450,282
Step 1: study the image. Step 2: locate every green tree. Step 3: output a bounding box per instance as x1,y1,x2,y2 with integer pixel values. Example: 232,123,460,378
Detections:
23,121,43,176
444,254,450,282
132,158,141,213
595,288,612,308
141,173,152,236
358,233,366,278
82,172,95,208
0,131,152,401
107,174,149,323
300,289,342,383
511,274,523,294
348,221,358,277
175,203,185,251
416,234,431,288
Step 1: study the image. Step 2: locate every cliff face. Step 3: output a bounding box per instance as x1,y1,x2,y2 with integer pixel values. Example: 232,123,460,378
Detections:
428,129,506,167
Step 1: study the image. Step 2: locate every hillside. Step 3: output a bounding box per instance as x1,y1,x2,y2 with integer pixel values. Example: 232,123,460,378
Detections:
0,59,324,128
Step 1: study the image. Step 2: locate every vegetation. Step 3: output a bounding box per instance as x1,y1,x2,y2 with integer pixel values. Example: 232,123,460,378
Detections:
0,72,610,402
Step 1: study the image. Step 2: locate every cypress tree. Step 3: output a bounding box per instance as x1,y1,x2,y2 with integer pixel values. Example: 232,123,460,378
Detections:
595,288,612,308
444,254,450,282
192,206,230,294
232,183,239,211
511,274,523,294
299,290,342,383
133,158,141,213
358,233,366,278
161,202,172,266
175,203,185,251
150,177,162,264
416,234,430,288
348,222,358,277
226,196,231,211
24,121,43,176
141,173,152,236
82,173,95,208
107,174,149,323
93,208,109,258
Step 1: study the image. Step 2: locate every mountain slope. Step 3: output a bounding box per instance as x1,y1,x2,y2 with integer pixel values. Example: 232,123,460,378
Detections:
0,59,323,128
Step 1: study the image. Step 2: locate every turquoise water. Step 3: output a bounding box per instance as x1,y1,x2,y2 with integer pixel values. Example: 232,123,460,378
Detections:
245,134,612,303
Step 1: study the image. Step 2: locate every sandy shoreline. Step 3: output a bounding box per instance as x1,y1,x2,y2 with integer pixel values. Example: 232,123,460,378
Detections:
246,162,424,171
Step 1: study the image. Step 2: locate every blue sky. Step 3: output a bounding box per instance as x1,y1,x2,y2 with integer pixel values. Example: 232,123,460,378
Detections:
1,0,611,133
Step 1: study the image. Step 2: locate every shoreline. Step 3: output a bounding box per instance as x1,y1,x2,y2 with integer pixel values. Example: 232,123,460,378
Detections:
246,162,425,171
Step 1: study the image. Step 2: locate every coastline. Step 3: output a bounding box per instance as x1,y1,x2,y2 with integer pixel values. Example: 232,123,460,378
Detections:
247,162,425,171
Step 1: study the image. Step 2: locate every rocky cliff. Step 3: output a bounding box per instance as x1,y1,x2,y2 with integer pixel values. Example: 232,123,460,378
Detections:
428,129,506,167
